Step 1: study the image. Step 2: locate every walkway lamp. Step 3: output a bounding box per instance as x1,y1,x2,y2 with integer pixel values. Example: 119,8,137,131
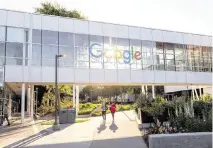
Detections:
53,54,66,131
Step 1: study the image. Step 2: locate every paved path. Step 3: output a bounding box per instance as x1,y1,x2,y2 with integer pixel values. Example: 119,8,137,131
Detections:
18,111,146,148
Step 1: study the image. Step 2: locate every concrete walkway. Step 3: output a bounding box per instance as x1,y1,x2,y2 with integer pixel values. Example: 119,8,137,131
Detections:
17,111,146,148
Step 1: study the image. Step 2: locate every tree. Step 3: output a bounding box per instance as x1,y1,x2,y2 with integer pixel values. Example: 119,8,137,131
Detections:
35,2,87,19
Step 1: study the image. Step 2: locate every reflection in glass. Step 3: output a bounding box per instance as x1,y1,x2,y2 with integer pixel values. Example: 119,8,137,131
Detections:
6,42,23,58
32,44,41,66
104,37,117,69
130,39,141,69
7,27,24,43
117,38,130,69
42,45,58,66
89,35,103,68
42,30,58,45
59,46,74,67
0,43,5,65
59,32,74,46
75,34,89,68
0,27,5,41
32,29,41,44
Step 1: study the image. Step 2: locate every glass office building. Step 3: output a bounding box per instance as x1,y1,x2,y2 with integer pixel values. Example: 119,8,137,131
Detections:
0,9,212,121
0,9,212,86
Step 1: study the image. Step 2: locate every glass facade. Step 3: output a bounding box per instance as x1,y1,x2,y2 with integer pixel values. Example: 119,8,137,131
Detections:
0,26,212,72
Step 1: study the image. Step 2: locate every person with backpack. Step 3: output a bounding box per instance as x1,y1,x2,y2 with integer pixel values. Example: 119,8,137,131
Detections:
101,102,108,121
110,102,116,121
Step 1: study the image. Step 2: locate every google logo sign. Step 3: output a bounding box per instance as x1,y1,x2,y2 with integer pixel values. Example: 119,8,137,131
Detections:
89,43,142,64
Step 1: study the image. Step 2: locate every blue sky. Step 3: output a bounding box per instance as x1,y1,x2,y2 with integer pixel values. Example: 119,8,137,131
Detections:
0,0,212,35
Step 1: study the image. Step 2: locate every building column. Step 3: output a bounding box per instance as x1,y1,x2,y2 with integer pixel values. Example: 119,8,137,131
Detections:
30,85,34,119
76,85,79,117
152,85,155,99
192,88,195,100
199,86,202,98
73,84,76,108
21,83,25,123
141,85,145,94
8,93,12,118
145,86,148,95
27,85,31,115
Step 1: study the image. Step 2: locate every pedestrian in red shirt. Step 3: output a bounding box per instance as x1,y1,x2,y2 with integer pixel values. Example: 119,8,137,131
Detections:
110,102,116,121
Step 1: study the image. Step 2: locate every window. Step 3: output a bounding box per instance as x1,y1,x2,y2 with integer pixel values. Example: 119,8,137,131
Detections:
89,35,103,68
104,36,117,69
42,30,58,45
7,27,24,43
32,29,41,44
130,39,142,69
117,38,130,69
32,44,41,66
59,46,74,67
154,42,164,70
42,45,58,66
6,42,23,65
0,27,5,41
75,34,89,68
59,32,74,46
0,43,5,65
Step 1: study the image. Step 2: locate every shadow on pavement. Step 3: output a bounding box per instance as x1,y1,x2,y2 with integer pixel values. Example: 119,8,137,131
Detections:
3,124,72,148
24,136,147,148
109,121,118,133
97,121,107,133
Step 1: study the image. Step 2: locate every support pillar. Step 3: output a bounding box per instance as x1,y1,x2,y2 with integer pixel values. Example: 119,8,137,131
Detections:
73,84,76,108
141,85,144,94
76,85,79,117
192,87,195,100
21,83,25,123
27,85,31,115
199,86,202,98
152,85,155,99
145,86,148,95
30,85,34,119
8,93,12,118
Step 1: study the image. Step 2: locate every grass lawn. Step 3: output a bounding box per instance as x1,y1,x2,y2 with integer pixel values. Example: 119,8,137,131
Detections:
41,119,89,125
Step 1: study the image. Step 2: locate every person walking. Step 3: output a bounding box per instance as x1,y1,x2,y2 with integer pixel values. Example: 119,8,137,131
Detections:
1,104,10,126
110,102,116,121
101,102,108,121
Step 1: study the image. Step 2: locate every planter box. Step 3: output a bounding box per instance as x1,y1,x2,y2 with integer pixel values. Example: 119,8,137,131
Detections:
149,132,212,148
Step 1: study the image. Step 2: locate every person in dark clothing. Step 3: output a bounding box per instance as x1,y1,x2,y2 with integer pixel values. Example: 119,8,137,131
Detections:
1,104,10,126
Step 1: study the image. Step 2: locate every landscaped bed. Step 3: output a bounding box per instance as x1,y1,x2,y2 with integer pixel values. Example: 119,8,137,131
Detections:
135,94,212,148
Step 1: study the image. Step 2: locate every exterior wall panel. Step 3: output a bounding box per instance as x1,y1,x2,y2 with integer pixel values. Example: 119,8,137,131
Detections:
89,69,104,83
173,32,184,44
7,11,25,28
75,68,90,83
152,29,163,42
73,20,89,34
104,69,117,83
129,26,141,40
42,15,59,31
130,70,143,83
58,17,74,33
0,10,7,26
118,69,131,83
103,23,117,37
163,31,175,43
89,21,103,36
116,25,128,38
141,28,153,41
32,14,42,30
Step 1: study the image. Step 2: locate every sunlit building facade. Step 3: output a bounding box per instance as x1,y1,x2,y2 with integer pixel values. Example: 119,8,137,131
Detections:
0,8,212,122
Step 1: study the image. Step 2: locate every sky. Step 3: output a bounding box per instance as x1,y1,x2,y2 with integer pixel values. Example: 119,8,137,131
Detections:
0,0,212,36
